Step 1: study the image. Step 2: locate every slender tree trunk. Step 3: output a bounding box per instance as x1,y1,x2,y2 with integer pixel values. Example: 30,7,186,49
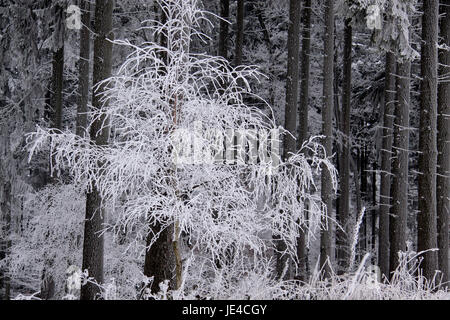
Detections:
337,18,352,273
437,0,449,287
296,0,312,282
218,0,229,60
1,182,11,300
418,0,439,281
320,0,334,278
218,0,230,95
352,149,362,265
41,5,66,300
76,0,92,137
276,0,300,280
378,52,396,279
50,5,65,130
371,161,377,262
81,0,114,300
352,146,365,261
389,60,411,276
234,0,244,67
298,0,311,147
360,142,368,255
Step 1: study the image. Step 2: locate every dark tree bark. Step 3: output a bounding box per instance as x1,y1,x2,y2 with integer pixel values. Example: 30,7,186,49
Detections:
0,182,11,300
234,0,244,67
418,0,439,281
389,60,411,276
437,0,449,286
298,0,311,148
371,161,377,261
218,0,229,60
41,5,66,300
276,0,300,281
81,0,115,300
142,6,176,295
378,52,396,279
76,0,92,137
296,0,312,282
359,143,368,257
50,5,65,130
320,0,334,278
337,18,352,273
143,224,176,295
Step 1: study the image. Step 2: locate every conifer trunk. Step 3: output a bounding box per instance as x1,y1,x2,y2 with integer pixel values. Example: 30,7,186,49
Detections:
437,0,449,286
76,0,92,137
234,0,244,67
277,0,300,280
337,18,352,273
378,52,396,278
320,0,334,278
297,0,312,282
389,60,411,275
50,5,65,131
81,0,114,300
417,0,439,281
218,0,229,60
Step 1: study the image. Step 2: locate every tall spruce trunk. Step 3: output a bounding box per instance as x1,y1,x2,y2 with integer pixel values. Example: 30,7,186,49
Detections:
40,5,66,300
437,0,449,286
76,0,92,137
234,0,244,67
0,182,11,300
276,0,300,280
296,0,312,282
50,5,65,131
371,161,377,261
359,143,368,258
80,0,114,300
218,0,229,60
337,18,352,273
378,52,396,278
389,60,411,275
320,0,334,278
418,0,439,281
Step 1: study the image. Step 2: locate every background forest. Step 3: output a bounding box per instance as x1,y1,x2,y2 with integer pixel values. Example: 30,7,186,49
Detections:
0,0,449,300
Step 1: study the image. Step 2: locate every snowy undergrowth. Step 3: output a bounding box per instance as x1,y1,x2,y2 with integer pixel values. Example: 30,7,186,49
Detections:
3,183,143,300
160,251,449,300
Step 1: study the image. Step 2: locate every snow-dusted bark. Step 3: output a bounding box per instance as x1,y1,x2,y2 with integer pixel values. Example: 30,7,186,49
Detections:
76,0,92,138
437,0,449,287
276,0,300,281
297,0,312,283
389,59,411,276
81,0,115,300
234,0,244,67
418,0,439,281
320,0,335,279
379,52,396,279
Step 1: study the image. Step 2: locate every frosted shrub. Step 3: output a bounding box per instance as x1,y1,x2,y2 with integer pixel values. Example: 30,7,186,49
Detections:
2,182,143,300
2,184,84,298
277,251,450,300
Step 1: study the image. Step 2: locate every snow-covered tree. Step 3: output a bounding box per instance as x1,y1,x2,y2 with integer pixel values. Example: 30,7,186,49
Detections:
27,0,337,297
